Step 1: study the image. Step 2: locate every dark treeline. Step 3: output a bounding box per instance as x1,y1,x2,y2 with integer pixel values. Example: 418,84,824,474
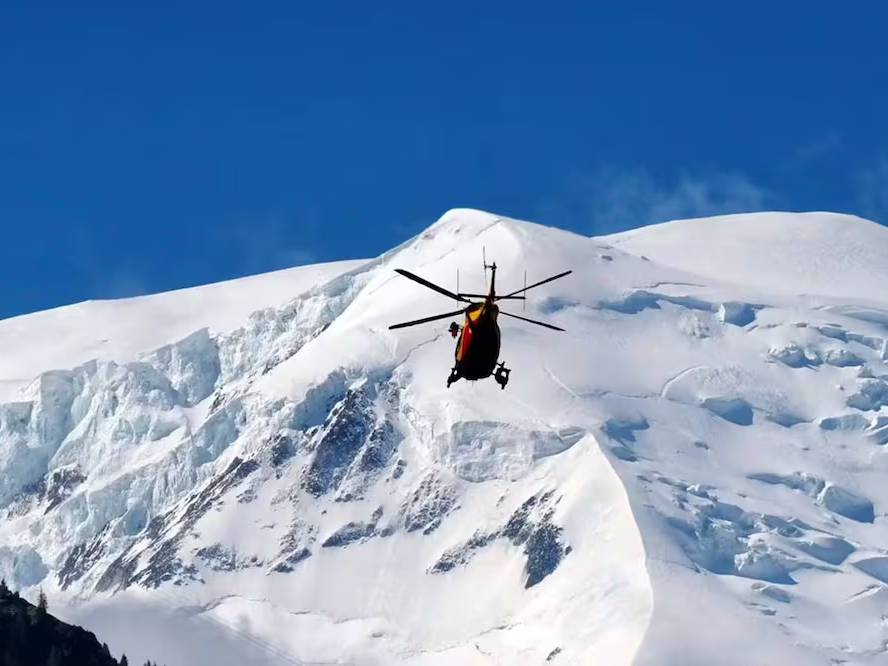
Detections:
0,579,163,666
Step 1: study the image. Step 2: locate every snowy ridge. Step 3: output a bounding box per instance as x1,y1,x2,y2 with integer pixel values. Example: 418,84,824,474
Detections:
2,209,888,664
0,260,364,402
604,211,888,302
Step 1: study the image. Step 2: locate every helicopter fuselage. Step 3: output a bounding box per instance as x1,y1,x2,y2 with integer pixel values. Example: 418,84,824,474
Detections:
454,301,501,380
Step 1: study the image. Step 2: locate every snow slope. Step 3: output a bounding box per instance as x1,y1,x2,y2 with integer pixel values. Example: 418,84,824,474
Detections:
604,211,888,302
0,260,363,402
2,209,888,665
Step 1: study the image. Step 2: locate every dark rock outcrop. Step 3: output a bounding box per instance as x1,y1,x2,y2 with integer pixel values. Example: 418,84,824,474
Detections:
0,583,134,666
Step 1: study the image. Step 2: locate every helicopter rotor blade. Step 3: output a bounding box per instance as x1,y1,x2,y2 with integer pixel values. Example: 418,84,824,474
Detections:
458,293,524,300
496,270,572,300
388,308,467,330
499,310,565,331
394,269,471,303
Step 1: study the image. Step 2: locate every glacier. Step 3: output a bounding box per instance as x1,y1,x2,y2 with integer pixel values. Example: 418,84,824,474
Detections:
2,208,888,664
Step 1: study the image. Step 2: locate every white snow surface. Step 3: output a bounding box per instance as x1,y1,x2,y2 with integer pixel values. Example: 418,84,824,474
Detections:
604,211,888,302
0,260,363,402
3,208,888,665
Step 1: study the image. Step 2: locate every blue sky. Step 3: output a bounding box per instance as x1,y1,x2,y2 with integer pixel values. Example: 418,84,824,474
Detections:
2,2,887,319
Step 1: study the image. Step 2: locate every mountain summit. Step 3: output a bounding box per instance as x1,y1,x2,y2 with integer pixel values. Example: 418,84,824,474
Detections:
1,209,888,664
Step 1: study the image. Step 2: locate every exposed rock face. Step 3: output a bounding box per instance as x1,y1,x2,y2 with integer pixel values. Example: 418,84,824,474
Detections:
430,491,571,588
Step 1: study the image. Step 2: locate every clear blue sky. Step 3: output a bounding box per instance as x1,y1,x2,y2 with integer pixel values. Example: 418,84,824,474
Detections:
2,2,887,319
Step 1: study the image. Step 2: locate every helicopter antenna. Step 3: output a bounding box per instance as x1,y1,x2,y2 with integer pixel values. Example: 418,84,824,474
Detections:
523,270,527,311
481,248,497,299
456,268,460,305
482,246,496,271
482,246,488,291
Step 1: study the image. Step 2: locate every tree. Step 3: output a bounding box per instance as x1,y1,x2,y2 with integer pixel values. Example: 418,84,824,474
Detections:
47,645,65,666
37,588,48,616
120,654,129,666
0,578,8,595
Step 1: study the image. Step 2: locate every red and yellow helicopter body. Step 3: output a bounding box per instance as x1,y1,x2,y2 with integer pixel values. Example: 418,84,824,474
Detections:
389,259,570,389
453,300,501,381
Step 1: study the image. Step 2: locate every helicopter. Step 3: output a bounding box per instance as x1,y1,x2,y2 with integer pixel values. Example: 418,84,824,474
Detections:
388,257,571,389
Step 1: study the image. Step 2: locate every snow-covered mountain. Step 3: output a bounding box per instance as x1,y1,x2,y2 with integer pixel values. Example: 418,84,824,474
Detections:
3,208,888,665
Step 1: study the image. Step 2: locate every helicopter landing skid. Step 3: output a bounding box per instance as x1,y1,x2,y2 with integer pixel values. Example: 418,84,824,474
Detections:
494,362,511,390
